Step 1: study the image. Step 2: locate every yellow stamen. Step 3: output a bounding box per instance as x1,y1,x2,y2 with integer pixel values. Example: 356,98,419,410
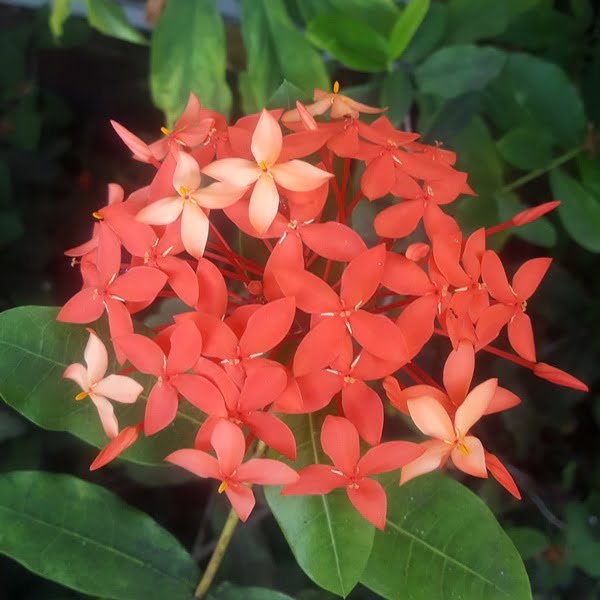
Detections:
160,126,171,136
333,80,340,94
75,391,88,401
179,186,188,196
92,211,104,220
218,481,228,494
258,160,268,171
457,442,470,456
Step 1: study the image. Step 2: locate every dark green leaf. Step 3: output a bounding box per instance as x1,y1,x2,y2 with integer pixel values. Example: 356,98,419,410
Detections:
239,0,328,114
49,0,71,40
415,45,505,99
388,0,430,61
506,527,550,561
0,306,203,466
84,0,146,45
550,169,600,253
445,0,509,43
482,53,586,148
266,80,311,111
566,502,600,577
0,471,198,599
207,582,294,599
419,92,480,143
7,93,42,151
577,155,600,198
294,0,399,36
151,0,231,122
361,474,531,600
496,127,553,171
306,14,389,73
380,69,413,126
402,2,447,64
265,411,375,597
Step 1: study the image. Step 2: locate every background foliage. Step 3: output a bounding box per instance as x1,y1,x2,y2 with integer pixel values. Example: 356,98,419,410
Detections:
0,0,599,598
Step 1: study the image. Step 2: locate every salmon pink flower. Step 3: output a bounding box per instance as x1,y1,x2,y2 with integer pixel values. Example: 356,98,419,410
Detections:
89,422,142,470
282,416,423,529
63,329,143,438
117,321,225,435
282,81,387,122
166,419,299,521
400,379,520,498
276,245,410,375
136,152,245,258
202,109,333,234
477,251,552,361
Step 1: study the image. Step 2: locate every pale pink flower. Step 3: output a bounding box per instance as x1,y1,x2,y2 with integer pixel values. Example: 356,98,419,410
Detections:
63,329,143,438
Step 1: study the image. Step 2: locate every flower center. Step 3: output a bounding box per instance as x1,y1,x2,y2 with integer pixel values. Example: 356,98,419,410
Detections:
160,126,171,136
258,161,269,172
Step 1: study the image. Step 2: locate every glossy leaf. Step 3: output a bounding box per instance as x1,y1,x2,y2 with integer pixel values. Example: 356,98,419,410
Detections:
207,582,294,599
294,0,399,36
388,0,430,61
266,80,311,111
306,14,389,73
482,53,585,149
415,44,506,99
402,2,447,64
0,306,203,466
496,127,553,171
506,527,549,561
0,471,198,599
550,169,600,253
445,0,510,43
265,410,375,597
239,0,328,114
84,0,147,45
151,0,231,123
361,473,532,599
566,502,600,577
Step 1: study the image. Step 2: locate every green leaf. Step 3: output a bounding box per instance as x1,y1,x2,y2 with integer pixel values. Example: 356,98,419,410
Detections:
482,53,586,149
566,502,600,577
445,0,510,43
0,471,198,599
496,127,553,171
550,168,600,253
402,2,447,64
294,0,399,36
264,411,375,597
207,582,294,599
361,474,531,600
496,193,557,248
416,45,505,99
388,0,430,61
49,0,71,40
306,14,389,73
239,0,328,114
83,0,146,45
0,306,203,466
151,0,231,123
506,527,550,561
266,80,311,111
380,69,413,126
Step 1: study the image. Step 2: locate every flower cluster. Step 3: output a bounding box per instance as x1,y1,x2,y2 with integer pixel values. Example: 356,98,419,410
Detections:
60,86,587,529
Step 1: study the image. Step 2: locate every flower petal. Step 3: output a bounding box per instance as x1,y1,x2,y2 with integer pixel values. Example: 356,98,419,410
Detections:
293,317,347,377
90,425,139,470
91,394,119,439
301,222,367,262
450,435,487,478
144,381,179,435
251,109,282,165
400,441,449,485
84,330,108,384
454,378,497,436
374,200,424,239
136,196,183,225
350,310,409,364
407,395,454,441
248,174,280,235
63,363,88,391
274,268,341,314
173,374,227,415
442,340,474,406
342,381,383,446
167,320,203,374
239,366,287,411
159,256,199,307
181,202,209,258
95,374,143,404
347,477,387,530
202,158,259,186
271,160,333,192
164,448,220,479
358,441,424,476
224,483,256,522
507,311,536,362
57,288,104,324
485,451,521,499
512,257,551,301
109,267,167,303
117,333,164,375
340,244,386,308
236,457,299,486
321,416,360,476
211,419,246,476
481,251,516,304
281,464,347,495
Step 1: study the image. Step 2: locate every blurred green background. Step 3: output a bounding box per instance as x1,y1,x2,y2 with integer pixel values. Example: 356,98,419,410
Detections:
0,0,599,598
